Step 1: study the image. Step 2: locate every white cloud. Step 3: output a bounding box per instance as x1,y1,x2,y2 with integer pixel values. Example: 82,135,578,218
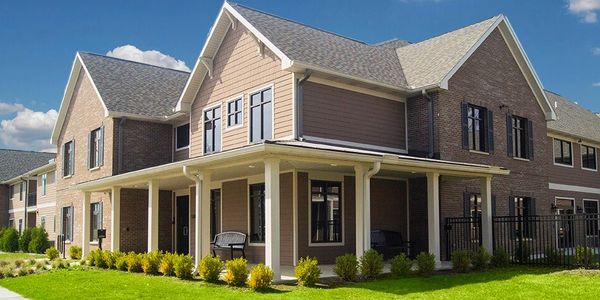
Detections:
0,103,25,115
106,45,190,72
593,47,600,55
568,0,600,23
0,103,57,152
593,82,600,87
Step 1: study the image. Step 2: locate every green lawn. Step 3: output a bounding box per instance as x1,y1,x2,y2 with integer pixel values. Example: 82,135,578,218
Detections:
1,267,599,299
0,252,44,262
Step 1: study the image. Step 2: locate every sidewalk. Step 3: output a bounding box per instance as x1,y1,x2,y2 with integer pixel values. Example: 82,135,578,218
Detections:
0,287,26,300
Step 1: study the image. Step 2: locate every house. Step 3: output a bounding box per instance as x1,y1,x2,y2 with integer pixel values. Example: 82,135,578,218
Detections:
40,1,599,281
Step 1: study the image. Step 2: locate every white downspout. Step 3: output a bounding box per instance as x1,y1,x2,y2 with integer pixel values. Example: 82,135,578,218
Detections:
363,161,381,252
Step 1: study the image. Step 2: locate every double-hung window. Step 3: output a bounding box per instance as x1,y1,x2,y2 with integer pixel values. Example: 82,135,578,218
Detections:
512,116,529,159
250,88,272,143
249,183,265,243
467,105,487,151
583,200,599,236
175,123,190,150
582,145,597,170
62,206,73,241
554,139,572,166
41,174,47,196
91,202,102,242
89,127,103,169
511,197,535,238
204,106,221,154
227,98,243,128
63,141,74,176
311,181,342,243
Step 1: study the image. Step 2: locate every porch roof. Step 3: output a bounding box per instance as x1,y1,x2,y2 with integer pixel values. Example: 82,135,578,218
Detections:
72,141,509,192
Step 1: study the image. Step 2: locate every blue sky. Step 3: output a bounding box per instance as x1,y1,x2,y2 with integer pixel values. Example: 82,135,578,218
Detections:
0,0,599,151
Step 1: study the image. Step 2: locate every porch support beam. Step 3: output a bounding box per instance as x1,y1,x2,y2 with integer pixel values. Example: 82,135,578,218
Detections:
148,179,159,252
81,191,91,258
111,186,121,252
354,165,367,257
200,171,212,259
265,158,281,281
480,176,494,253
426,172,441,265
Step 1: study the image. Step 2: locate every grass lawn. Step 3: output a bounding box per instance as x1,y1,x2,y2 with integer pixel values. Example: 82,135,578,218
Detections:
1,267,599,299
0,252,44,262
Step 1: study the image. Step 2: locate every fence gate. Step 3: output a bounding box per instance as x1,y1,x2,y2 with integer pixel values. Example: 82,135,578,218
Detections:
444,217,481,261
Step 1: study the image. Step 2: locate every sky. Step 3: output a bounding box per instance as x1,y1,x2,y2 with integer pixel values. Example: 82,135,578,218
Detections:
0,0,599,152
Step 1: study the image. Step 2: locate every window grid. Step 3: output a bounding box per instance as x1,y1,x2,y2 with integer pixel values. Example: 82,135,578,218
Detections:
250,88,273,143
512,116,528,159
227,98,243,127
554,139,572,165
467,105,486,151
311,180,342,243
204,106,221,154
582,145,597,170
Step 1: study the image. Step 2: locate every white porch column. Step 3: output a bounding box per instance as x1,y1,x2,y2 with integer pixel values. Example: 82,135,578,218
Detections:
481,176,494,253
426,172,441,265
148,179,159,252
111,186,121,252
201,171,212,258
354,165,367,257
194,177,202,267
82,191,91,258
265,158,281,280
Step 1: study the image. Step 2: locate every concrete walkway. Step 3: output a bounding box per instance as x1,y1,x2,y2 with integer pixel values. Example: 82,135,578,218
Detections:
0,286,26,300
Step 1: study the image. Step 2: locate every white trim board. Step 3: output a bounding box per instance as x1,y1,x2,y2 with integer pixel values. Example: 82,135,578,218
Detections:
303,135,408,154
549,183,600,195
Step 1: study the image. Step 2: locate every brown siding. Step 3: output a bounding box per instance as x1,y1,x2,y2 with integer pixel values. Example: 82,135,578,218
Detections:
303,82,406,151
548,137,600,189
280,173,293,265
117,119,173,174
408,178,428,255
370,179,408,238
189,25,293,157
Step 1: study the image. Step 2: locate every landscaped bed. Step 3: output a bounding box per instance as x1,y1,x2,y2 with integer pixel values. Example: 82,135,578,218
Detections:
1,266,599,299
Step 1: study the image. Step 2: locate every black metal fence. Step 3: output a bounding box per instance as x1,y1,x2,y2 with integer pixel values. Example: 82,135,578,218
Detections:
445,214,600,268
56,234,66,258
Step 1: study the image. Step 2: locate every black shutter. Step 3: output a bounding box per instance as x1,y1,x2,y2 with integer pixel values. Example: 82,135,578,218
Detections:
487,110,494,153
492,195,497,216
527,120,534,160
463,192,471,217
461,103,469,150
528,198,536,216
506,113,513,157
508,196,515,216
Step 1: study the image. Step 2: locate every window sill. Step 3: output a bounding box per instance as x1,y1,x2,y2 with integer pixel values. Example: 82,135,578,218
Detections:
469,150,489,156
89,166,101,172
248,242,265,247
90,241,99,245
582,167,598,172
309,242,345,247
175,146,189,152
553,162,573,168
513,157,530,162
63,175,73,179
225,124,243,131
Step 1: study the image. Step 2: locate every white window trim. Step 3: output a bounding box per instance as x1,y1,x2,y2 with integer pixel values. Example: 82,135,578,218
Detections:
580,144,597,172
225,94,244,130
307,172,345,247
202,102,223,155
553,138,574,168
247,84,275,145
175,123,191,152
89,127,103,169
582,199,600,237
63,140,75,177
247,175,266,246
554,197,576,215
41,173,47,196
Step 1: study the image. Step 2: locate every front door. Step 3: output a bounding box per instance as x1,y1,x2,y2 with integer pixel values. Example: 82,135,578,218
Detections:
210,189,221,240
176,196,189,255
556,198,575,249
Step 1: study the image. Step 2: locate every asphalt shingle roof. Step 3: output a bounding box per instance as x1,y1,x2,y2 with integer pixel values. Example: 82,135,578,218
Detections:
0,149,55,182
78,52,190,118
546,91,600,143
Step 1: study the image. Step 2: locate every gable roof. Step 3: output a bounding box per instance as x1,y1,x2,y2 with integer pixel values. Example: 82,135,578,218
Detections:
51,52,190,144
0,149,55,183
546,90,600,143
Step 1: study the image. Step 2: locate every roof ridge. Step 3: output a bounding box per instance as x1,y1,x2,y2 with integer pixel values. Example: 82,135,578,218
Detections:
0,148,55,155
400,15,500,47
78,51,191,74
371,38,410,46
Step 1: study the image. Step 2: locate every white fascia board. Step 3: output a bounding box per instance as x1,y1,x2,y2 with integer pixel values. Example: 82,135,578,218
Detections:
50,56,82,145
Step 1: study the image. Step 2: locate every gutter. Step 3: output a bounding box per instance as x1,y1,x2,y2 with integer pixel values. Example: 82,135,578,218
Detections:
422,89,435,158
117,118,127,174
295,70,312,140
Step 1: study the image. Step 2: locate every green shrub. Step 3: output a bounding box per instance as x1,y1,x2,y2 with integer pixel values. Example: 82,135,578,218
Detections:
173,254,194,280
90,249,106,268
415,252,436,277
159,252,176,276
35,261,45,270
545,247,561,265
515,242,530,263
360,249,384,280
390,253,413,277
198,255,223,282
69,246,82,260
115,253,128,271
576,246,594,267
141,251,162,275
103,250,117,269
294,257,321,287
52,259,68,269
125,252,142,273
334,254,358,281
248,264,273,290
491,247,510,268
224,257,248,286
45,247,59,261
17,267,28,277
18,228,32,252
451,250,471,273
1,267,14,278
0,228,20,252
28,227,50,254
14,259,24,268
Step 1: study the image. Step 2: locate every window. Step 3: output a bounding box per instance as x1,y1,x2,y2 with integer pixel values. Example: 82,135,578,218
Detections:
8,219,13,228
582,145,597,170
40,216,46,230
91,202,102,241
250,88,272,143
466,193,482,219
18,219,22,234
249,183,265,243
210,189,221,240
8,185,13,199
20,182,26,201
512,116,529,159
467,105,487,151
175,123,190,150
511,197,535,238
583,200,599,236
41,174,47,196
227,98,243,128
554,139,572,166
63,140,74,176
62,206,73,241
203,106,221,154
89,127,103,169
311,181,342,243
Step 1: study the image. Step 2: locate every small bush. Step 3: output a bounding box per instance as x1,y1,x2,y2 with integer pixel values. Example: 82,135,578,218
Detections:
18,228,32,252
471,247,491,271
545,247,561,265
1,267,14,278
576,246,594,267
115,254,128,271
224,257,249,286
390,253,413,277
14,259,24,268
52,259,68,269
198,255,224,282
91,249,106,268
294,257,321,287
103,250,116,269
17,267,28,277
69,246,82,260
173,254,194,280
141,251,162,275
360,249,384,280
0,228,20,252
28,227,50,254
35,261,45,270
415,252,436,277
451,250,471,273
491,248,510,268
45,247,59,261
334,254,358,281
159,253,176,276
125,252,142,273
248,264,273,290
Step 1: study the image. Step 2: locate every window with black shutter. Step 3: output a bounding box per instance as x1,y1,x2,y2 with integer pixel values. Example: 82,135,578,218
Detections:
462,103,493,152
507,114,532,160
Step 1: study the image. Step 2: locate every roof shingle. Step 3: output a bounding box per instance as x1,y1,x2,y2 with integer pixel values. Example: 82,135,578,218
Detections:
546,91,600,143
0,149,55,182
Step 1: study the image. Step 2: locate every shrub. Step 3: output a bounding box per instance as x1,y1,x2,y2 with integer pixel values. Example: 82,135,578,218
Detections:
159,252,176,276
360,249,384,280
334,254,358,281
91,249,106,268
141,251,162,275
69,246,82,260
125,252,142,273
103,250,117,269
14,259,24,268
17,267,28,277
390,253,413,277
451,250,471,273
28,227,50,254
18,228,32,252
224,257,249,286
294,257,321,287
415,252,436,277
0,228,20,252
35,261,45,270
45,247,59,261
576,246,594,267
515,242,530,263
471,247,491,271
545,247,561,265
198,255,224,282
115,254,128,271
491,248,510,268
52,259,68,269
248,264,273,290
1,267,14,278
173,254,194,280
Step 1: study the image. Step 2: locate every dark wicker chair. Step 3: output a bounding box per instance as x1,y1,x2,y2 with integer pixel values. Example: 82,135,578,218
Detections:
211,231,247,259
